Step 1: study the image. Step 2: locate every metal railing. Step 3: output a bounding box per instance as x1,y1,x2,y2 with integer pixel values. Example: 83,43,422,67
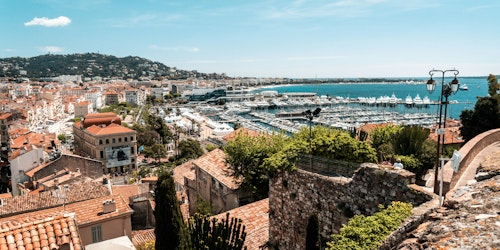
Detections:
296,154,360,177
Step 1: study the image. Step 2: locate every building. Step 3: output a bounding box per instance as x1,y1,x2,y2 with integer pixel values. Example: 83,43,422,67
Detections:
184,149,251,215
73,113,137,173
74,101,93,118
0,113,12,161
124,89,143,105
104,91,119,105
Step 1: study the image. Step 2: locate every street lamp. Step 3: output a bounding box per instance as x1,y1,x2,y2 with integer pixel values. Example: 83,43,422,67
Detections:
426,69,460,195
302,108,321,170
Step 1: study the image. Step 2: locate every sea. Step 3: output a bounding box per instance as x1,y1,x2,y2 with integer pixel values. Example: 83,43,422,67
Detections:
253,76,489,119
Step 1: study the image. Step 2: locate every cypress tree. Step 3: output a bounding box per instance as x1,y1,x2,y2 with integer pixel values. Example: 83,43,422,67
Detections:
154,171,187,250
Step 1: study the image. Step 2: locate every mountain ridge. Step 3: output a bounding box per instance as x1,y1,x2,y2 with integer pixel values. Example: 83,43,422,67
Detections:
0,53,227,80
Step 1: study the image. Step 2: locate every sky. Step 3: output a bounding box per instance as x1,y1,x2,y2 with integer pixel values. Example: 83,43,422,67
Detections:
1,0,499,78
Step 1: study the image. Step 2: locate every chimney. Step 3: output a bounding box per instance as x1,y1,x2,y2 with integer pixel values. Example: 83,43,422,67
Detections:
102,199,116,214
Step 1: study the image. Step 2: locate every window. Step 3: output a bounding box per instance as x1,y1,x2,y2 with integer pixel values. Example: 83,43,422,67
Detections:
106,139,109,144
118,138,122,143
130,136,134,141
91,225,102,243
99,139,103,145
131,147,134,154
125,137,128,142
100,151,103,158
112,138,115,143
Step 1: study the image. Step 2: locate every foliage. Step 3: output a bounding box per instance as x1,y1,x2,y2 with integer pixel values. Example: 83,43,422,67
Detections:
187,213,247,250
327,201,413,250
100,102,132,114
415,139,437,176
460,96,500,142
138,130,161,147
177,139,204,162
293,126,377,163
391,126,429,156
154,171,189,250
306,214,321,250
205,143,218,152
487,74,500,98
370,125,402,150
142,143,167,163
0,53,226,79
393,154,422,172
137,240,155,250
196,195,213,215
224,132,294,200
369,125,401,162
460,75,500,142
57,134,68,144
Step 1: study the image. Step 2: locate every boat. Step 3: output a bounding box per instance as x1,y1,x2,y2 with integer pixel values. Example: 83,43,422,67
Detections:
460,84,469,90
405,95,413,107
413,94,423,106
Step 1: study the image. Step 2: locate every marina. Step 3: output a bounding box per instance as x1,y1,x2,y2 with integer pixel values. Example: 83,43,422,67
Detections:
175,78,486,136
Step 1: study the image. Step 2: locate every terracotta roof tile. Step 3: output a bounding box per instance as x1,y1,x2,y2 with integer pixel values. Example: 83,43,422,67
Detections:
131,229,155,247
193,149,240,190
173,160,195,184
0,213,83,250
213,198,269,250
0,182,110,218
85,123,135,135
2,194,133,228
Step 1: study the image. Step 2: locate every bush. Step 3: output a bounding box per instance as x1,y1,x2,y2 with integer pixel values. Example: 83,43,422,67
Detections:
327,201,412,250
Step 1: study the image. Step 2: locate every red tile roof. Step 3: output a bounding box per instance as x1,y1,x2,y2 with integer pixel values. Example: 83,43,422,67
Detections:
212,198,269,250
131,229,155,247
85,123,135,135
193,149,240,190
0,182,111,218
0,113,11,120
173,160,195,185
0,212,83,250
2,194,133,229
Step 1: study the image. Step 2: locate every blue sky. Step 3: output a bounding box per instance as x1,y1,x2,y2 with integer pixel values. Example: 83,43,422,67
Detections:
1,0,499,78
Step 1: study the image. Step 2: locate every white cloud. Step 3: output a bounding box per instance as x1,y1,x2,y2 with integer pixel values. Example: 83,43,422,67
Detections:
24,16,71,27
40,46,65,53
150,45,200,52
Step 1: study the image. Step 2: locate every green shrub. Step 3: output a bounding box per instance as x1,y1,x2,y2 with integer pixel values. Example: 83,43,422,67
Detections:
327,201,412,250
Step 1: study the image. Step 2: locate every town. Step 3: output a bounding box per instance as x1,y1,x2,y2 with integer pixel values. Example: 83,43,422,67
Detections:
0,55,499,250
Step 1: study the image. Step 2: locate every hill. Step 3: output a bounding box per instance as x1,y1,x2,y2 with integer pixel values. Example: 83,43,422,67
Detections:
0,53,227,80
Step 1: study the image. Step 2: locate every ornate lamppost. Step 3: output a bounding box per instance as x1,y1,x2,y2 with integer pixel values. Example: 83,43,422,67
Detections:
426,69,460,194
302,108,321,170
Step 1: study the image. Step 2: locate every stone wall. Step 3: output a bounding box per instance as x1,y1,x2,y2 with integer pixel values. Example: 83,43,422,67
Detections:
269,164,433,249
447,128,500,192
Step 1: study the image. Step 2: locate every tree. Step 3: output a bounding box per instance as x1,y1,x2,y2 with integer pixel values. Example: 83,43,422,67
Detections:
487,74,500,98
460,74,500,142
154,171,188,250
178,139,204,162
306,214,321,250
57,134,68,144
391,126,429,156
224,132,294,200
143,143,167,164
187,213,247,250
293,126,377,163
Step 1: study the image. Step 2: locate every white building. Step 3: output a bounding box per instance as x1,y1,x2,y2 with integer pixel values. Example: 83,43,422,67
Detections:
10,147,45,196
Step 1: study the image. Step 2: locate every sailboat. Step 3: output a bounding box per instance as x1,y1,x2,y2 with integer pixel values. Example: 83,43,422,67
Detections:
459,84,469,90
